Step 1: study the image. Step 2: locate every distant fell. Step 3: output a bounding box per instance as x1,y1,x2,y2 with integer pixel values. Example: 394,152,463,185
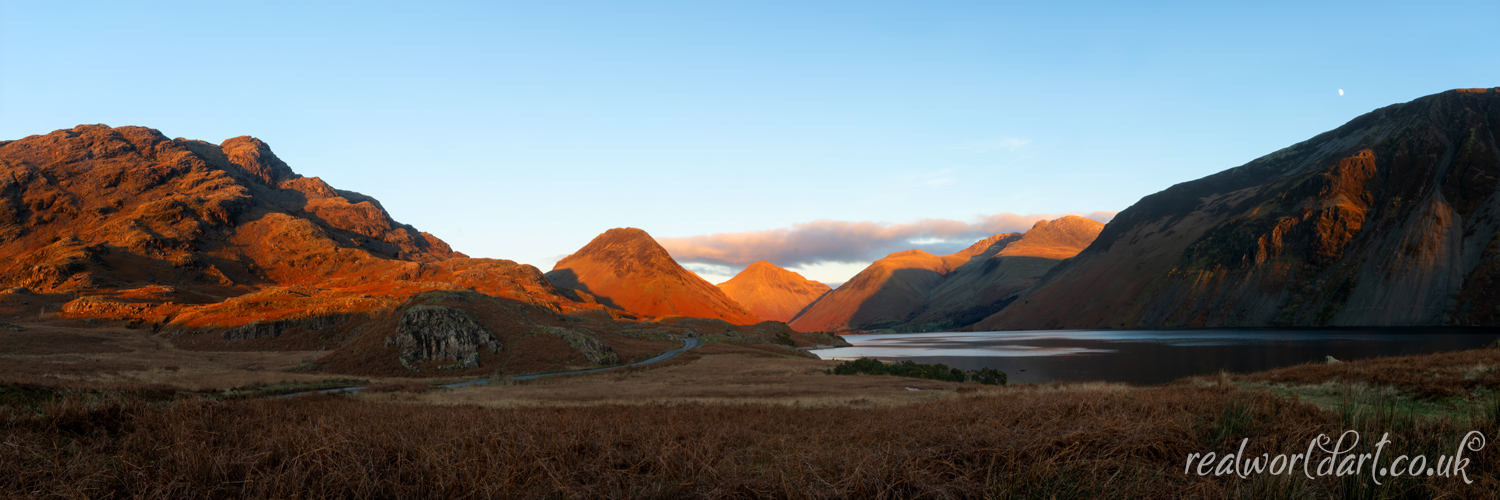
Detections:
546,228,764,325
787,215,1104,332
717,261,830,322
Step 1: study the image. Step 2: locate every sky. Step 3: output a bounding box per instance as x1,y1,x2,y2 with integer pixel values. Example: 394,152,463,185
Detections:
2,1,1496,285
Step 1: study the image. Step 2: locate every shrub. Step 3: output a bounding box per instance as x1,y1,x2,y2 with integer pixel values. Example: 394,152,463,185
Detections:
971,367,1006,386
773,331,797,347
831,358,1006,385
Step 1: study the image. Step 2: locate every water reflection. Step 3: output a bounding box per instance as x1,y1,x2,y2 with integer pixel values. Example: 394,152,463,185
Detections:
812,328,1500,385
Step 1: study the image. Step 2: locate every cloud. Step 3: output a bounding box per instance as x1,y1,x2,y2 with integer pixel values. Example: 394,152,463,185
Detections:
658,211,1117,273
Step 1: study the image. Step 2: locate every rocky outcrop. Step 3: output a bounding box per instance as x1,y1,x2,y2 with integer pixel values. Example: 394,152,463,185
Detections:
716,261,830,322
976,88,1500,330
60,295,152,317
546,228,763,325
540,326,620,366
388,305,502,370
220,312,360,340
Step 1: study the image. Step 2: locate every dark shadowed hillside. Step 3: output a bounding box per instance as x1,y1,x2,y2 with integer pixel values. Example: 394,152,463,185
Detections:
976,88,1500,330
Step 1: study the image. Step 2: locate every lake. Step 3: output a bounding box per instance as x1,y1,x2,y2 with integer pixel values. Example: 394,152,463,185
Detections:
811,328,1500,385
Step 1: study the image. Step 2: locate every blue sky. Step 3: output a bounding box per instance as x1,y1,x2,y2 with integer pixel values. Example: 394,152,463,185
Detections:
2,1,1496,284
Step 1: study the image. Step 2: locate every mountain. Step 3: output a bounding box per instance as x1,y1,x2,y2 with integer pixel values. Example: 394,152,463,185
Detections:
716,261,831,322
974,88,1500,330
786,216,1104,332
0,125,461,295
910,216,1104,330
788,249,951,332
0,125,733,377
546,228,764,325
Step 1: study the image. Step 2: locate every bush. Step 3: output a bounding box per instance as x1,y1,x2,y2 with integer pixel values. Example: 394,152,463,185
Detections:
971,368,1007,386
831,358,1006,385
773,332,797,347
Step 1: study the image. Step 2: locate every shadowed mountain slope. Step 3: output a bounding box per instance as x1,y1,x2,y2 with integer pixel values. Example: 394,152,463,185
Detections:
975,88,1500,330
785,216,1105,332
546,228,763,325
911,216,1104,330
717,261,831,322
788,250,951,332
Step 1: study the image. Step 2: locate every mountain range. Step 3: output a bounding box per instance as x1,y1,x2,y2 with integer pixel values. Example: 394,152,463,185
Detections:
2,87,1495,379
0,125,833,378
786,216,1103,332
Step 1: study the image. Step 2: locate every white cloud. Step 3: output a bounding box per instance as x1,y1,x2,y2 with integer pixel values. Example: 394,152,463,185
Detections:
658,211,1118,279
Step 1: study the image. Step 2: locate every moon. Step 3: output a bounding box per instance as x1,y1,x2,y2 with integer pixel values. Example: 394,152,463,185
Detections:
1339,89,1344,96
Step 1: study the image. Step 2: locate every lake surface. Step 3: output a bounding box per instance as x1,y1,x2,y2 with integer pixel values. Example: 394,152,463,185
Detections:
811,328,1500,385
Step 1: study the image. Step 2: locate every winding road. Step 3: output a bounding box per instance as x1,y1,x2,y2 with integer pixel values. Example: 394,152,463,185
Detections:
284,337,703,397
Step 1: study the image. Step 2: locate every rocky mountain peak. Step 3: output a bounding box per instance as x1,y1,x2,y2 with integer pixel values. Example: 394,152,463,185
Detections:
221,135,296,186
547,228,763,324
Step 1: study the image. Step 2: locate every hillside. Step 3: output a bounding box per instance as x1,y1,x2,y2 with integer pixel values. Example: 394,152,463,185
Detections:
716,261,830,322
0,125,772,378
975,88,1500,330
787,249,951,332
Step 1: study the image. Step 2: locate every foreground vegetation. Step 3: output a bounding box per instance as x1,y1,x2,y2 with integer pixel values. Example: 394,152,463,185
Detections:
2,349,1499,498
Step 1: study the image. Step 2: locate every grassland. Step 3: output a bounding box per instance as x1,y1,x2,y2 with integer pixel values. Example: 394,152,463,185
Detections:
2,324,1499,498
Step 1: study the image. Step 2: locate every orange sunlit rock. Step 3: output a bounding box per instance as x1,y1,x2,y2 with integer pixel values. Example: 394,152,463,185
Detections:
716,261,830,323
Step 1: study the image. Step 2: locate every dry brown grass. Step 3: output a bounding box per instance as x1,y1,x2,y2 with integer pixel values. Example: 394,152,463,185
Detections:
0,323,371,392
5,322,1500,498
3,382,1495,499
1236,347,1500,398
374,352,970,408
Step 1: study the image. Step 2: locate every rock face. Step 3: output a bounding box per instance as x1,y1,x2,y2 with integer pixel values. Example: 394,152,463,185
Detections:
787,216,1103,332
390,305,502,369
716,261,830,322
976,88,1500,330
545,228,763,325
